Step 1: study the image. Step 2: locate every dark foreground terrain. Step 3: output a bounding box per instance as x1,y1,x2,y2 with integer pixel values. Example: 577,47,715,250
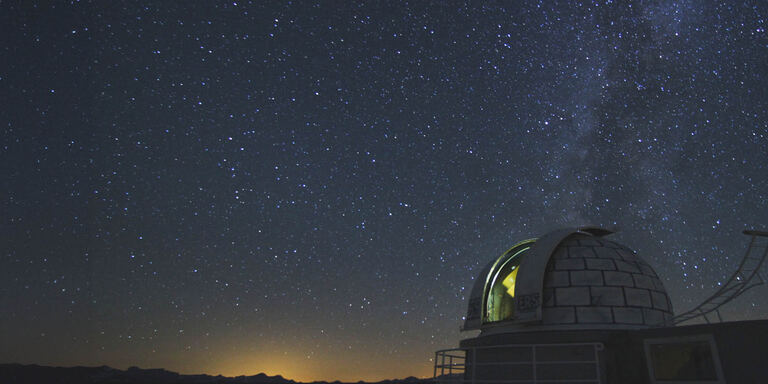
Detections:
0,364,434,384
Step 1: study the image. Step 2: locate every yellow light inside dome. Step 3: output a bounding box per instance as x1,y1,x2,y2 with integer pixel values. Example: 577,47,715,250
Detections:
502,266,518,297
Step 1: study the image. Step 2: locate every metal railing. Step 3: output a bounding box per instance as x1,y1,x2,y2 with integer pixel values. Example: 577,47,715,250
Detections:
433,349,466,381
434,342,604,384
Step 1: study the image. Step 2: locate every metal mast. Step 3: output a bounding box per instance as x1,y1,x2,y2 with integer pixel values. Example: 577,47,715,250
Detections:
673,230,768,325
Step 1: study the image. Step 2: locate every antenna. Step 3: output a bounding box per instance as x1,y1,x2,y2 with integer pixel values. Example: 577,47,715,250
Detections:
672,230,768,325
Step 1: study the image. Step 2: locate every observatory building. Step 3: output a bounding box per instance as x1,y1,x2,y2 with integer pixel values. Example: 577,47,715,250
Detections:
434,227,768,384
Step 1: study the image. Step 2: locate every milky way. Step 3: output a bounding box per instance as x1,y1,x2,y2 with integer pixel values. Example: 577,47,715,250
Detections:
1,1,767,381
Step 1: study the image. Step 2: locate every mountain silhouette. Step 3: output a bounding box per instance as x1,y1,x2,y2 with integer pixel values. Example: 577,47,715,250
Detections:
0,364,433,384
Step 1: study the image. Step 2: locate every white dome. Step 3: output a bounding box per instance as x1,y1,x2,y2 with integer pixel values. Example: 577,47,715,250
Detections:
539,233,673,328
463,227,673,332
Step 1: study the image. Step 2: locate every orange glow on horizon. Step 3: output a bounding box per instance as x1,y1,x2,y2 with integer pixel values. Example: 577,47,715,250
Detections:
7,325,441,383
197,350,434,383
22,347,436,383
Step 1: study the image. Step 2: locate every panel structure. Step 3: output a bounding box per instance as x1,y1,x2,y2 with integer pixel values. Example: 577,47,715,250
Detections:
435,343,604,384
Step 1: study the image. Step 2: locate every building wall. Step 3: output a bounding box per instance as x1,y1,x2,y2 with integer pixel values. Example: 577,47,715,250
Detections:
458,320,768,383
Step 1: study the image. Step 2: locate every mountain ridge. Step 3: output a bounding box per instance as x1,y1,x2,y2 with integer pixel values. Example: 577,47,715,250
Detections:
0,363,432,384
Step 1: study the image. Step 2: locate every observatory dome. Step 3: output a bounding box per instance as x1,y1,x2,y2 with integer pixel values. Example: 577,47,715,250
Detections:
463,227,673,332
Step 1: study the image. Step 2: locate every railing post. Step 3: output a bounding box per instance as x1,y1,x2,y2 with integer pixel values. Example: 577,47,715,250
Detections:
441,351,445,377
471,347,476,384
433,351,437,379
594,343,601,384
532,345,537,383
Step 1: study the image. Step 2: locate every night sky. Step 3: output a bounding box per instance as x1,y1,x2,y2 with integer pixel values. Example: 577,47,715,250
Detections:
1,1,767,381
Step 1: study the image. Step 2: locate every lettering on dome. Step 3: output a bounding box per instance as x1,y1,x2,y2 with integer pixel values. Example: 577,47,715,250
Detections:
516,293,540,312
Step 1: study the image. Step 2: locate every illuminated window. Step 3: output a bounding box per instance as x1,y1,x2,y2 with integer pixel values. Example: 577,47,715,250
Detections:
644,335,724,384
484,240,534,323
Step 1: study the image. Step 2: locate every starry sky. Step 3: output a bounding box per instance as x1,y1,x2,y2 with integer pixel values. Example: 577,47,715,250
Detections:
1,1,767,382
